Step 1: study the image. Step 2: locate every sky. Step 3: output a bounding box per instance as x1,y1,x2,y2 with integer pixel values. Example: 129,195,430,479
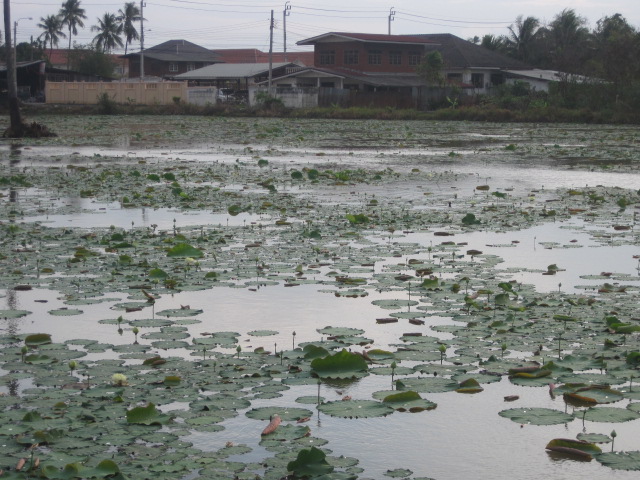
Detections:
10,0,640,54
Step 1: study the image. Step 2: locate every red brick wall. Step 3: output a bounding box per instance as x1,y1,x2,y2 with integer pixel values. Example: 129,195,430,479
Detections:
313,41,424,73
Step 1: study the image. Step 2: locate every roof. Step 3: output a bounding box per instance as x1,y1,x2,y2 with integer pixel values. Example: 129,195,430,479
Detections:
122,40,220,63
505,69,594,83
298,32,438,46
173,62,295,80
263,66,424,88
0,60,45,72
417,34,530,70
212,49,314,66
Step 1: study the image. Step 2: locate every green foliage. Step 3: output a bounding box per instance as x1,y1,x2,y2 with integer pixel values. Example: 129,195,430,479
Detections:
126,402,172,425
461,213,481,225
416,51,444,86
287,446,334,478
345,213,370,225
96,92,118,115
166,243,204,258
68,44,117,79
310,348,368,379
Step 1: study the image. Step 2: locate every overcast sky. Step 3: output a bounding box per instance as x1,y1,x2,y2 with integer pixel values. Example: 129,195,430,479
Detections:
11,0,639,53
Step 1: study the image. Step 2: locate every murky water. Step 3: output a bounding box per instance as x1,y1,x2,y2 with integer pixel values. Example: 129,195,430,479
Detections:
1,117,639,479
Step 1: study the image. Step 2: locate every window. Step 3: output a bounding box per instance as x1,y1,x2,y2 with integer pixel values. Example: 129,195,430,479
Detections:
368,50,381,65
187,63,196,71
471,73,484,88
169,63,178,72
389,51,402,65
319,50,335,65
320,81,335,88
408,51,422,66
344,50,359,65
447,73,462,84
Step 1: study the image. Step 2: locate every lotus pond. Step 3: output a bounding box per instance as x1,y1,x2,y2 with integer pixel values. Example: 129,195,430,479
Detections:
1,115,640,480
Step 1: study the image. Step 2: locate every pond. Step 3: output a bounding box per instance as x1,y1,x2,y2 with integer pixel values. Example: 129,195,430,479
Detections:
1,115,639,480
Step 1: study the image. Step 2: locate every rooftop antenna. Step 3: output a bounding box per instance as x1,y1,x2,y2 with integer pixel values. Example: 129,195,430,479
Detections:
283,1,291,62
388,7,395,35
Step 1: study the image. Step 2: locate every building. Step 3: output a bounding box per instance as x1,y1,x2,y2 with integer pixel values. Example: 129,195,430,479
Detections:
122,40,221,79
212,49,314,66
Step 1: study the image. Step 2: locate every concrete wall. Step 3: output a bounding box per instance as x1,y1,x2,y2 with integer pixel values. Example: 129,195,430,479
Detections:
45,82,188,105
249,86,319,108
187,86,217,105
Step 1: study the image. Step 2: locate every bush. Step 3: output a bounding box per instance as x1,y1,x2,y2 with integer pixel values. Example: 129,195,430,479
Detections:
96,92,118,115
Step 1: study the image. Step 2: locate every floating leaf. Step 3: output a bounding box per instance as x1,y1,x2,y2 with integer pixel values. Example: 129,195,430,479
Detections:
499,407,574,426
596,451,640,471
126,402,172,425
287,446,334,477
318,400,394,418
311,349,368,379
166,243,204,258
545,438,601,460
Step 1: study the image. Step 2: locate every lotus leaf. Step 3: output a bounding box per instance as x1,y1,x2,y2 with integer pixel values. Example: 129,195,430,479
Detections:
311,349,368,379
318,399,394,418
382,391,437,412
0,309,31,319
498,407,574,425
545,438,601,459
577,433,612,444
596,451,640,471
22,335,53,350
384,468,413,478
456,378,484,393
582,406,640,423
245,406,313,422
287,446,334,478
126,402,172,425
166,243,204,258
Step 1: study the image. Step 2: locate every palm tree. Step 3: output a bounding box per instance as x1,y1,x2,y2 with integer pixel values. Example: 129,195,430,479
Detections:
91,13,123,53
505,15,541,64
548,8,590,72
38,14,66,57
59,0,87,69
117,2,142,55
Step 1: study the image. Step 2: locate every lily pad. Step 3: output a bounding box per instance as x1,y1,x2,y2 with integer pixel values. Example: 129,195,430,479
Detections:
318,400,394,418
498,407,574,426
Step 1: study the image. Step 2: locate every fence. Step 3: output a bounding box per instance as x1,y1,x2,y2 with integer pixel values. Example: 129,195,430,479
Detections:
45,82,188,105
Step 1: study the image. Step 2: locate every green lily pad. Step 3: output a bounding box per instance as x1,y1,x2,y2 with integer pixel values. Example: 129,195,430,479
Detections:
382,391,437,412
318,400,394,418
596,451,640,470
311,349,368,379
166,243,204,258
498,407,574,426
0,309,31,319
582,406,640,423
126,402,172,425
287,446,334,477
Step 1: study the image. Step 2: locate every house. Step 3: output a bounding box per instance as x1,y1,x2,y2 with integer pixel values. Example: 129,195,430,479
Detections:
170,62,300,89
212,49,314,66
417,33,531,93
122,40,221,79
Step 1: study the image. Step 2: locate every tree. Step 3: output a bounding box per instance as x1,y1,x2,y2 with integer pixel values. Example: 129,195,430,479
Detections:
91,13,123,53
38,14,66,56
505,15,541,64
68,44,116,78
117,2,141,55
416,51,444,87
3,0,22,133
59,0,87,69
548,8,590,72
481,34,508,53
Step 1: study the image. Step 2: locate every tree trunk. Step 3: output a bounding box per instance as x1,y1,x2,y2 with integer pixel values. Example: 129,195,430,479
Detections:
3,0,24,134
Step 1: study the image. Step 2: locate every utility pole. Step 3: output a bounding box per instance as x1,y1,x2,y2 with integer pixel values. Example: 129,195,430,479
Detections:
283,1,291,62
140,0,146,81
388,7,395,35
268,10,274,89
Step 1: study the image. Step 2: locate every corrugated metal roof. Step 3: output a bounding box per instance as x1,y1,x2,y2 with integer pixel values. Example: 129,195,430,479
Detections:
173,62,294,80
